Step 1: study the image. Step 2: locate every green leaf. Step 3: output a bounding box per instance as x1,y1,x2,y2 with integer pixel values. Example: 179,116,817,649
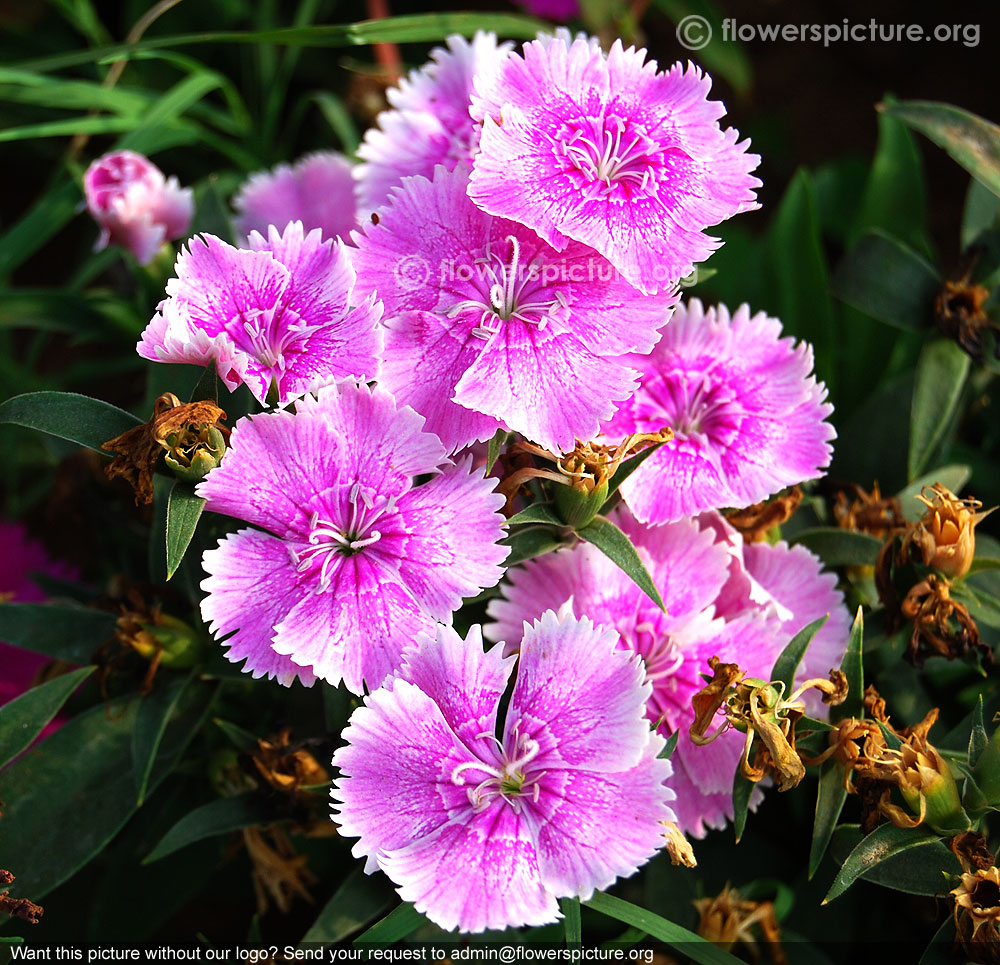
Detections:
132,673,194,806
732,770,753,844
808,760,849,879
502,526,567,566
770,615,829,694
880,100,1000,199
790,528,882,567
831,230,939,332
300,864,396,943
851,107,932,256
602,437,670,503
0,666,94,769
190,177,236,245
354,902,427,944
560,897,582,945
166,483,206,581
834,608,864,723
585,893,742,965
824,823,943,903
919,916,958,965
144,792,271,863
969,696,988,767
0,603,115,663
309,91,360,154
17,14,547,74
578,516,664,610
0,180,80,279
0,699,143,898
486,428,507,473
659,729,680,760
896,465,972,521
764,169,836,392
0,390,142,452
506,503,562,527
829,824,960,896
909,339,970,481
970,558,1000,575
213,718,259,753
962,176,1000,250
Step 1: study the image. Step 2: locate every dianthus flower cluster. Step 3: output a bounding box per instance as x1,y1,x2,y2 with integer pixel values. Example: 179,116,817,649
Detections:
107,28,847,934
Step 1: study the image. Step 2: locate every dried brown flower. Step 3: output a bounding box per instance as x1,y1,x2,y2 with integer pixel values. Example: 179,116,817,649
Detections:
0,870,43,925
102,393,228,504
937,275,997,364
253,728,329,797
724,487,803,543
831,482,905,541
693,884,786,964
953,866,1000,962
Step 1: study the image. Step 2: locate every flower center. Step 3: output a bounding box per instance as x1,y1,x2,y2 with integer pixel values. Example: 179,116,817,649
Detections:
292,483,395,590
646,370,742,445
450,724,545,813
447,235,568,341
633,621,685,683
562,115,656,197
232,305,318,370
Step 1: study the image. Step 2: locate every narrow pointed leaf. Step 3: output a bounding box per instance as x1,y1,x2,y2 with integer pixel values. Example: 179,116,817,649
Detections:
880,100,1000,199
17,14,548,74
300,864,396,943
505,503,562,527
502,526,567,566
132,673,195,806
585,893,742,965
790,528,882,567
770,615,829,693
0,666,94,768
145,792,272,863
659,729,680,761
0,391,142,452
0,603,115,663
834,608,864,723
969,696,988,767
486,428,507,473
578,515,664,610
732,770,754,844
831,230,939,331
166,483,206,580
808,760,849,879
909,339,970,481
354,902,427,944
824,823,942,903
560,897,582,944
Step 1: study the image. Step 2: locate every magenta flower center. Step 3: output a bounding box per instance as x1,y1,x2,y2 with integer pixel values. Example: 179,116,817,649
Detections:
293,483,397,587
561,115,658,197
448,235,567,341
631,620,684,683
451,723,545,813
230,305,317,371
645,370,743,444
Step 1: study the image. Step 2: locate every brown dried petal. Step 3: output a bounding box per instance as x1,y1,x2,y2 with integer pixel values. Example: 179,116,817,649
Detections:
690,656,744,745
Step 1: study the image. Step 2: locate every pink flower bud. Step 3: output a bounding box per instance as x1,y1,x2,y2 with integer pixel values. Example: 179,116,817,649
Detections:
83,150,193,265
